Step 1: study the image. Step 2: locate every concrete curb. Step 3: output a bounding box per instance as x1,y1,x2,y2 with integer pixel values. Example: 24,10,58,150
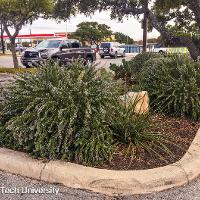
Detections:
0,128,199,196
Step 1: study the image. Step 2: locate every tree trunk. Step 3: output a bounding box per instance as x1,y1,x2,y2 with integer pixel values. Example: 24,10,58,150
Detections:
142,0,148,52
3,22,20,68
10,38,19,68
180,37,200,60
0,23,5,54
148,11,200,60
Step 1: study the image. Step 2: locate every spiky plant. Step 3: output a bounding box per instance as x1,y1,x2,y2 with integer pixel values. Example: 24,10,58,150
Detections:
133,52,164,73
109,98,171,161
0,61,119,164
110,59,136,84
140,55,200,120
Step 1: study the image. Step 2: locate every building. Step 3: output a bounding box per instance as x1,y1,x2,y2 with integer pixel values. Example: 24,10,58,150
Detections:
0,33,67,50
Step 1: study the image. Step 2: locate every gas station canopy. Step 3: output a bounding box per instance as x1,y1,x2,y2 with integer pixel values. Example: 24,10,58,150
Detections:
0,33,66,39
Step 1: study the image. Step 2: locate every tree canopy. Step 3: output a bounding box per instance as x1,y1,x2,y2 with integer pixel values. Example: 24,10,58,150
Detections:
0,0,53,67
70,21,112,45
55,0,200,60
114,32,134,44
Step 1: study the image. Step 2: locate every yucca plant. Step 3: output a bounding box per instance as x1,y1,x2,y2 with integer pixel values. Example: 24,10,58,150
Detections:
140,55,200,120
110,59,136,84
0,61,119,164
133,52,164,73
109,53,163,86
109,98,172,162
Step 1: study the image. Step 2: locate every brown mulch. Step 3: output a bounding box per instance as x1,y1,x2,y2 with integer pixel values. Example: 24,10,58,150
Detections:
97,114,200,170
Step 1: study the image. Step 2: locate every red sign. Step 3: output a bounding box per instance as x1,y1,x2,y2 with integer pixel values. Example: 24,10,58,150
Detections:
0,33,66,39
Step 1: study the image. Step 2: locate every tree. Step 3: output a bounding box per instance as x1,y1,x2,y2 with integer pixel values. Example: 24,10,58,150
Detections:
0,21,5,54
55,0,200,60
150,0,200,59
72,21,112,45
0,0,53,68
114,32,134,44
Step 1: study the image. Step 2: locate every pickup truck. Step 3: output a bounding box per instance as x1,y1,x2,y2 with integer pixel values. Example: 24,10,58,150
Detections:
21,38,96,68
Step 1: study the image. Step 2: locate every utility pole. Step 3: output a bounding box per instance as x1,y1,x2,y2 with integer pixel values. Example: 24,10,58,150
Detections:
0,21,5,54
143,0,148,52
29,27,32,47
66,20,68,38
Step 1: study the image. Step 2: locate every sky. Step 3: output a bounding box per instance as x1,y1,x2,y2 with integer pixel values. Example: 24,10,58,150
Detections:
21,11,160,41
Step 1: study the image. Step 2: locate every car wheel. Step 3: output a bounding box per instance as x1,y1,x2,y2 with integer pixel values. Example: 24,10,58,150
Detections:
24,64,31,68
159,50,165,55
100,55,105,59
86,56,93,64
51,57,61,66
122,51,126,57
113,52,118,59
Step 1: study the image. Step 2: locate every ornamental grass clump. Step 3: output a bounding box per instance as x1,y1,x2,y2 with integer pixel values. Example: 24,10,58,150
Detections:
140,55,200,120
0,61,119,164
109,53,163,85
110,98,170,161
110,59,136,84
133,52,164,73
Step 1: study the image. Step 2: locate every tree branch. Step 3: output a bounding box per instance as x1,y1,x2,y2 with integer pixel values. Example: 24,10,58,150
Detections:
187,0,200,29
148,10,200,60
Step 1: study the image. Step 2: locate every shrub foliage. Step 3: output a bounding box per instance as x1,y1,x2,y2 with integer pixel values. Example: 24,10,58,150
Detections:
110,99,166,158
140,55,200,120
133,52,164,73
0,62,119,164
0,61,170,166
110,53,163,85
110,59,136,84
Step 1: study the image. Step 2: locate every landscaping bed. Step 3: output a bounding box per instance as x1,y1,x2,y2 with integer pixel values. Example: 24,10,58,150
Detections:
98,114,200,170
0,55,199,171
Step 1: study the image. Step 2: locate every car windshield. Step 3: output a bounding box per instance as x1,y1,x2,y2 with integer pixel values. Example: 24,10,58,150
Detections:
36,40,61,49
100,43,111,48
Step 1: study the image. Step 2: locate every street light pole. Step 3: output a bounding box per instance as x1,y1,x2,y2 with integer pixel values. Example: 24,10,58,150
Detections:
143,0,148,52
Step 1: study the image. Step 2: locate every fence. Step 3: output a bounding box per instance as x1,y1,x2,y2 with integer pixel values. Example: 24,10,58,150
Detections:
121,45,142,53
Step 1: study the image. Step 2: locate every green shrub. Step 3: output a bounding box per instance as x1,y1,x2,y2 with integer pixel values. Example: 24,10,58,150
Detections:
110,59,136,84
133,52,164,73
140,55,200,120
0,61,171,166
110,99,170,160
0,61,119,164
96,68,114,81
109,53,163,85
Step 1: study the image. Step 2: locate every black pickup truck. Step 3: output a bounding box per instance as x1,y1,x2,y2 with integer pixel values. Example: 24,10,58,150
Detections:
21,39,96,68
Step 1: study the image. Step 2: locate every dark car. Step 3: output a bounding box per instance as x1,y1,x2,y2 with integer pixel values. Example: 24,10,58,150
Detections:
15,44,26,52
21,38,96,68
0,45,6,52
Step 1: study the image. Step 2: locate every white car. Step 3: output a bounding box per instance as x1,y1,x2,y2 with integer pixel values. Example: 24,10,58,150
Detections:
153,47,189,54
99,42,126,58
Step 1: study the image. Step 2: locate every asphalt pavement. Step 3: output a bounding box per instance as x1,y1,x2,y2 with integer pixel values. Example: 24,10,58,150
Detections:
0,170,200,200
0,54,134,69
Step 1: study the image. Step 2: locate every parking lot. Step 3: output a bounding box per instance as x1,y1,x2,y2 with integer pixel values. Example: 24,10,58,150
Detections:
0,53,135,69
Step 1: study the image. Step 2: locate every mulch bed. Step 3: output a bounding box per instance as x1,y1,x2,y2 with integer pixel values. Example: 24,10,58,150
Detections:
97,114,200,170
